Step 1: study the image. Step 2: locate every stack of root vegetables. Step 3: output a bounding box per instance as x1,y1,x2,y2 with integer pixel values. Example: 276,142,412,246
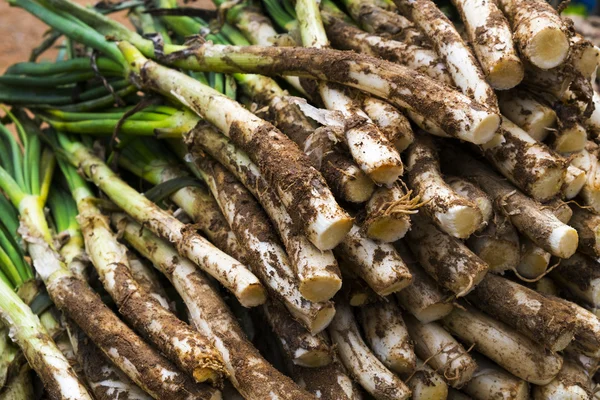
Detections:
0,0,599,398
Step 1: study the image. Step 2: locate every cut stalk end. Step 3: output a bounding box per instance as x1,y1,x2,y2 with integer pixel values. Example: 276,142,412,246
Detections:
461,113,500,144
479,241,520,273
307,304,337,334
438,205,483,239
193,367,224,385
530,168,565,201
238,283,268,307
299,275,343,303
553,126,587,154
364,217,411,242
549,225,578,258
528,29,570,69
311,216,354,251
294,348,334,368
488,57,525,90
343,175,376,203
368,164,404,185
563,166,586,199
413,303,454,324
551,331,576,352
517,248,550,279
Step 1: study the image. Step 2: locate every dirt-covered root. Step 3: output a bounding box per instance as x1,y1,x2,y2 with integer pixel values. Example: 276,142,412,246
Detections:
466,209,520,273
343,275,379,306
569,206,600,258
323,14,452,84
463,352,530,400
552,297,600,358
361,183,418,242
442,304,563,385
334,224,412,296
533,359,592,400
408,136,484,238
563,165,587,199
552,252,600,307
290,356,363,400
452,0,524,89
65,320,152,400
114,216,316,400
497,90,556,141
358,300,416,375
328,296,412,400
498,0,570,69
47,275,214,400
127,251,172,311
442,148,578,258
401,359,449,400
516,238,552,280
468,274,576,351
407,213,489,297
362,97,415,153
263,299,333,368
571,143,600,214
393,243,453,323
404,314,477,388
484,118,567,202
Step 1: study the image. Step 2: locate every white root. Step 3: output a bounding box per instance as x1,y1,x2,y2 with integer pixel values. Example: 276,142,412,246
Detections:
466,210,520,274
551,253,600,309
404,313,477,388
497,91,556,141
358,300,416,375
533,359,592,400
468,274,575,352
393,0,499,111
484,118,567,202
361,183,415,243
407,136,484,238
329,296,412,400
498,0,570,69
451,0,524,89
407,213,489,296
446,176,493,226
334,224,412,296
361,96,415,153
442,149,578,258
403,359,449,400
463,353,530,400
394,243,454,323
442,305,563,384
571,144,600,214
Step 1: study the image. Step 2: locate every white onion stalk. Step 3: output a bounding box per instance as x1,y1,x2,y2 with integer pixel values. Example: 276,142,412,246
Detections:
498,0,570,69
358,300,416,374
468,274,575,351
451,0,524,89
464,353,530,400
407,136,484,238
113,215,316,399
404,314,477,388
497,91,556,141
442,305,563,384
329,296,412,400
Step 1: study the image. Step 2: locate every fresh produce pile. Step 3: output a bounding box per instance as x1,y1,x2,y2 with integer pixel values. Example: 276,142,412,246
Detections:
0,0,599,398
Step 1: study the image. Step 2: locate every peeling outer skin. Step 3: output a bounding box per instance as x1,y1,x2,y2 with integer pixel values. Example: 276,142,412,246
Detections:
468,274,576,352
446,176,493,228
46,274,214,400
498,0,570,69
497,90,556,142
127,252,173,312
407,213,489,297
466,209,520,273
357,300,416,375
571,144,600,214
484,118,567,202
361,96,415,153
126,50,353,251
334,224,412,296
323,15,452,84
452,0,524,90
407,136,484,239
569,206,600,258
403,314,477,389
441,148,578,258
77,206,226,385
393,0,499,112
291,356,364,400
463,352,530,400
551,296,600,358
402,359,449,400
124,43,502,145
157,165,248,265
115,217,316,400
68,144,264,307
193,156,335,334
328,297,412,400
263,299,333,367
361,183,413,243
394,243,454,323
183,126,342,303
66,320,153,400
533,359,592,400
442,305,563,385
